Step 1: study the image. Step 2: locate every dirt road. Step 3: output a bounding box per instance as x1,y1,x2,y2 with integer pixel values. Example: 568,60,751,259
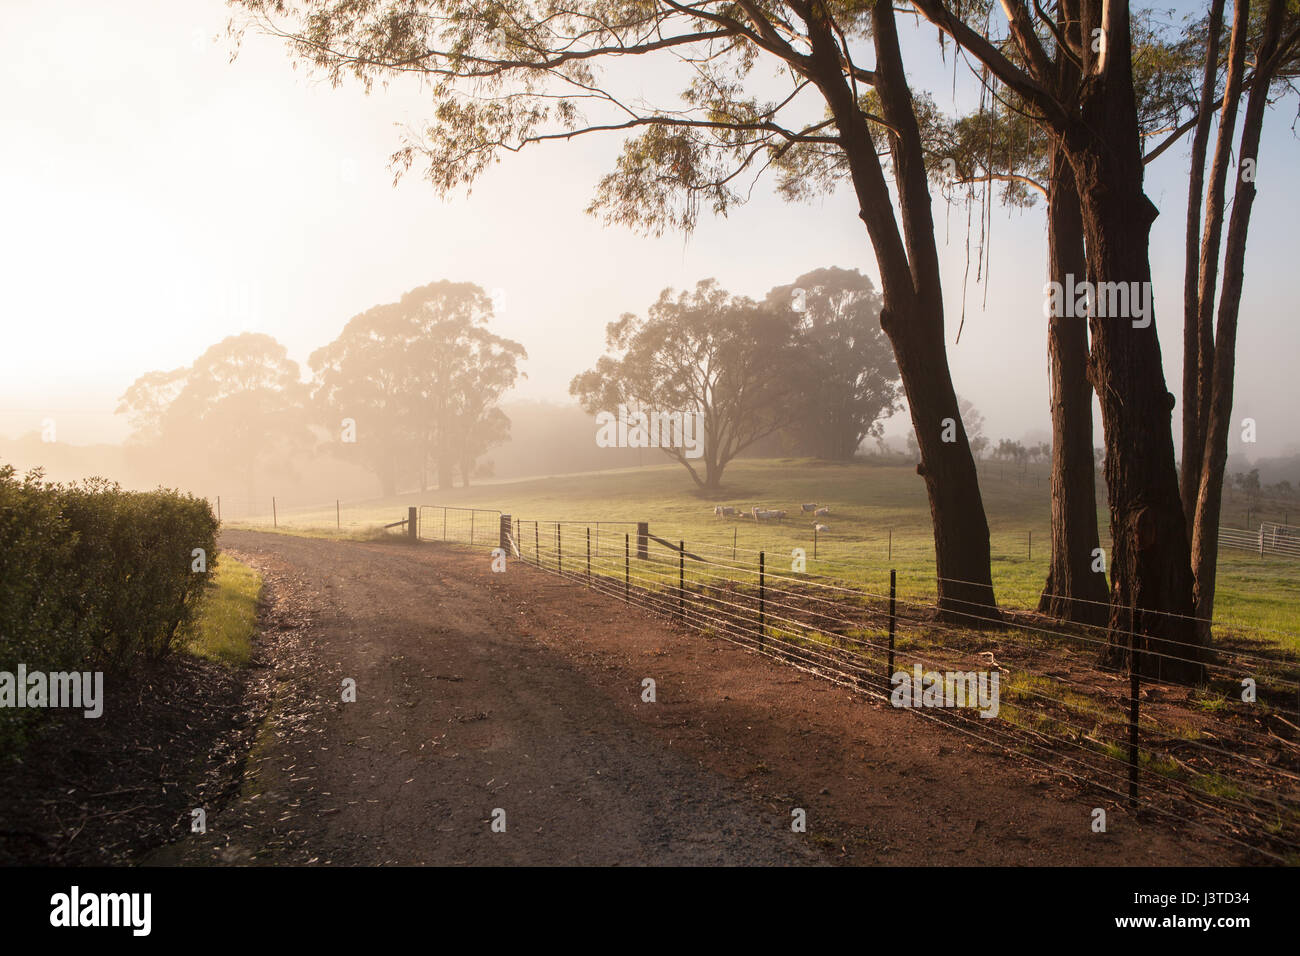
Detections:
157,530,1235,866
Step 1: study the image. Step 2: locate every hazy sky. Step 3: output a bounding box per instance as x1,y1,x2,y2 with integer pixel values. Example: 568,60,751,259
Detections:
2,0,1298,457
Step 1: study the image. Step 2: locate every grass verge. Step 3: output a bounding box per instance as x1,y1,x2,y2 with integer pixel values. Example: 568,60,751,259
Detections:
183,555,262,667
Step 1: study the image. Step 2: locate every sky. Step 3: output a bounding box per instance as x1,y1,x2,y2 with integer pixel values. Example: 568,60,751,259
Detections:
2,0,1298,458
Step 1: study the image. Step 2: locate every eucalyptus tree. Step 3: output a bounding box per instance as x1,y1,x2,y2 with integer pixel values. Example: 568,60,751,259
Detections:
310,281,526,493
570,280,802,490
764,267,902,462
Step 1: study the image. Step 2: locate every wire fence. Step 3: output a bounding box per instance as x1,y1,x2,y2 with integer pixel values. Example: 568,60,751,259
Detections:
202,494,370,532
420,508,1300,862
417,505,503,547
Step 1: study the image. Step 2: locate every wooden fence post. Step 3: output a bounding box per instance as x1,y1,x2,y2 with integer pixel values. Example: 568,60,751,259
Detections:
636,521,649,559
758,551,765,648
586,527,591,580
408,506,417,541
557,524,562,574
624,533,630,600
273,497,277,528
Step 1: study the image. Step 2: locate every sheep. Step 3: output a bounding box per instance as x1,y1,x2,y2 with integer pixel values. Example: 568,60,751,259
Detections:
814,523,830,533
714,505,738,518
772,509,788,520
800,503,818,513
814,507,830,517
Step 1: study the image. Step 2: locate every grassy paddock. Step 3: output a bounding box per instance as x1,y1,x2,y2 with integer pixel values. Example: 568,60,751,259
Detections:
182,556,262,667
222,457,1299,650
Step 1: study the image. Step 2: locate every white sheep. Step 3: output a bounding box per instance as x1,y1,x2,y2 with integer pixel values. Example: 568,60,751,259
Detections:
814,523,830,533
800,503,818,513
814,507,830,517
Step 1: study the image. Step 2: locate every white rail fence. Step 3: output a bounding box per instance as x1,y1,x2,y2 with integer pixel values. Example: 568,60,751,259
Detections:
1218,522,1300,558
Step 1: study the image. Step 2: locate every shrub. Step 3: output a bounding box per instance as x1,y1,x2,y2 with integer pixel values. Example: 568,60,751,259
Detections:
0,465,219,672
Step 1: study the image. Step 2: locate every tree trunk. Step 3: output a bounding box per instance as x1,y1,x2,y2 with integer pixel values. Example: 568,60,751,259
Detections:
804,0,998,622
1191,0,1252,534
1066,33,1207,682
1180,0,1228,527
1191,0,1285,641
1039,147,1109,626
883,304,999,624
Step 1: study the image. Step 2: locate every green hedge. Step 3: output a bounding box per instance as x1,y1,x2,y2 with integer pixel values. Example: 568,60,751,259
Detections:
0,465,219,673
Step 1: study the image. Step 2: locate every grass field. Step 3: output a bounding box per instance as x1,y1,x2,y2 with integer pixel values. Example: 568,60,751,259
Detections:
182,555,262,667
220,457,1299,650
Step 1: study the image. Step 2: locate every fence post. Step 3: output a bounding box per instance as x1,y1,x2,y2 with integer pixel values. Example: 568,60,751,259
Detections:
408,506,417,541
732,527,737,561
586,527,591,580
679,540,685,619
500,514,512,552
758,551,765,648
1128,600,1140,808
557,524,562,574
336,499,340,531
636,521,649,559
470,511,475,546
443,508,447,540
273,497,277,528
888,569,896,682
534,521,540,565
624,533,630,600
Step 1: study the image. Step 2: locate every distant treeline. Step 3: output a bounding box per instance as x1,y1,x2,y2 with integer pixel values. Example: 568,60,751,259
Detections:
104,269,903,500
